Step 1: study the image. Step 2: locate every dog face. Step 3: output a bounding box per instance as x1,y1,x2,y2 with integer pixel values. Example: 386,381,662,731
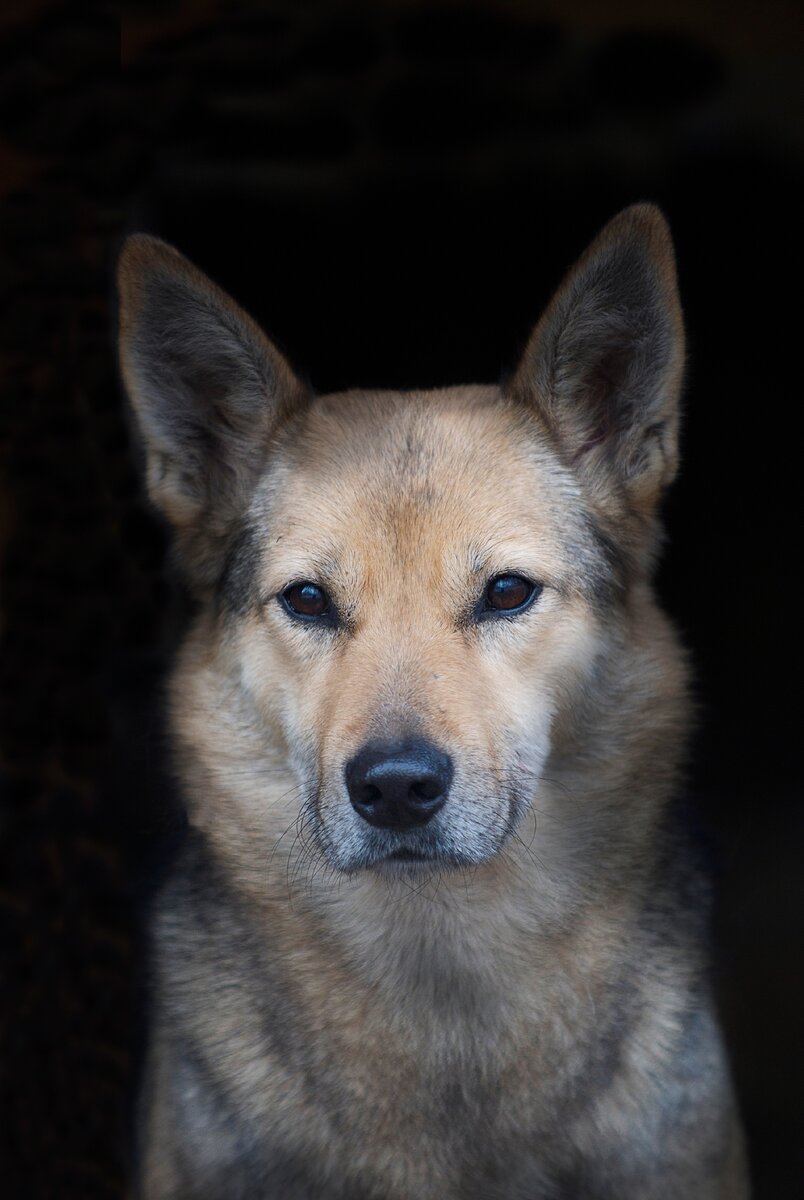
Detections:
118,206,683,878
219,390,609,872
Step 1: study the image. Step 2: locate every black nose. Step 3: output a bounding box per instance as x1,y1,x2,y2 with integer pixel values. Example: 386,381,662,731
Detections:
345,740,453,829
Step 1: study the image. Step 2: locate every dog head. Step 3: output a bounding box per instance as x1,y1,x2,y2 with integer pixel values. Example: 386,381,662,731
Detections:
118,206,684,879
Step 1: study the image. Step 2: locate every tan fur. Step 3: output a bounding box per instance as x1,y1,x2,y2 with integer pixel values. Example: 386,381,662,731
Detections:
119,207,749,1198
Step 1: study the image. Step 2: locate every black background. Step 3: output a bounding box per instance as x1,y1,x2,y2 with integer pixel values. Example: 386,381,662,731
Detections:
1,2,802,1197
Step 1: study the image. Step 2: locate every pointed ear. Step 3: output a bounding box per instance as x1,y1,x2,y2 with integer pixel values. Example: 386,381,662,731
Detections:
117,236,308,588
509,204,684,516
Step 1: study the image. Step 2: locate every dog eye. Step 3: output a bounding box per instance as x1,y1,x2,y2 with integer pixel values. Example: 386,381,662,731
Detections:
483,574,542,616
280,582,331,620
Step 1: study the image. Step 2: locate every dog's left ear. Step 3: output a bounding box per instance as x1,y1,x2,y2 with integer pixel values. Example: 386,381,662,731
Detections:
509,204,684,515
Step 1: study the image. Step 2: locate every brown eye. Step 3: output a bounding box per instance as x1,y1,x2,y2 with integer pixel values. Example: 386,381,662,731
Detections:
281,582,331,620
483,574,541,616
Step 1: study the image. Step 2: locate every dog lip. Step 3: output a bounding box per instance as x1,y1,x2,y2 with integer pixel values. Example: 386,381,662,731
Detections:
385,848,431,862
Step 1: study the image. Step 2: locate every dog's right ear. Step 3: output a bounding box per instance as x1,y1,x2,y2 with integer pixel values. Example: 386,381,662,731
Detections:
117,236,308,588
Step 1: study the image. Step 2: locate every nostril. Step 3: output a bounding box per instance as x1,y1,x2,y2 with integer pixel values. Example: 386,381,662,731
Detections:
411,778,442,802
361,784,382,805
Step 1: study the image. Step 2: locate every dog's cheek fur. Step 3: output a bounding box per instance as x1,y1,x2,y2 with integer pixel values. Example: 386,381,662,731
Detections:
478,592,603,749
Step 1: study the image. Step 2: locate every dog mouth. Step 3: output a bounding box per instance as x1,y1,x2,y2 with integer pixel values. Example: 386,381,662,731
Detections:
375,845,469,872
313,779,529,874
385,848,431,863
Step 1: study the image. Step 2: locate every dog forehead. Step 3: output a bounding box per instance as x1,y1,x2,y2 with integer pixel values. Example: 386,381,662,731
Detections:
223,388,612,613
267,386,562,529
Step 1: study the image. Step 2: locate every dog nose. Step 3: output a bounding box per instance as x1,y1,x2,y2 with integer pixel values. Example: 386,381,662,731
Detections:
345,740,453,829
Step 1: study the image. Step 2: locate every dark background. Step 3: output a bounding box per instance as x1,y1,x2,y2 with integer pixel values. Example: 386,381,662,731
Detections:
1,2,802,1196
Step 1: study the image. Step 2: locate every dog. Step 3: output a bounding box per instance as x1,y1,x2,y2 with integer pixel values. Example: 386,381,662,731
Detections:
118,204,749,1198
